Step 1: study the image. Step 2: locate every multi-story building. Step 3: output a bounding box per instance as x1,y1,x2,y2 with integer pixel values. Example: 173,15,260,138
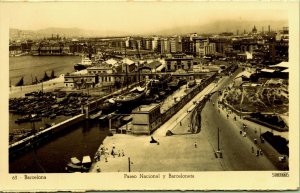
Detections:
159,38,170,54
193,37,216,57
169,36,182,53
152,36,159,52
181,36,195,55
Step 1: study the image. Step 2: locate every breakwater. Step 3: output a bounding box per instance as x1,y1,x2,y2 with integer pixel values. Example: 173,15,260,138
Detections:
9,114,85,158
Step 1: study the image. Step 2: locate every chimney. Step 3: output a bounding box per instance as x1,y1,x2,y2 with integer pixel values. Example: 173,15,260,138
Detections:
268,25,270,33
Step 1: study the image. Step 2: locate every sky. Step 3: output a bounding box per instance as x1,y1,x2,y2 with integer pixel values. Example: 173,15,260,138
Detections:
2,1,290,34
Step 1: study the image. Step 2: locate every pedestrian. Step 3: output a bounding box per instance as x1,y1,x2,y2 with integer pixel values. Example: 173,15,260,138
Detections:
105,155,108,162
157,139,160,145
118,150,121,157
260,149,263,156
122,149,125,157
180,121,182,126
194,142,197,148
256,150,259,157
254,138,257,144
251,146,254,153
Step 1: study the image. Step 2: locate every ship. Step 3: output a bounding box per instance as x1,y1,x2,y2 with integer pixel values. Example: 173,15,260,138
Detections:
113,86,146,105
74,56,93,71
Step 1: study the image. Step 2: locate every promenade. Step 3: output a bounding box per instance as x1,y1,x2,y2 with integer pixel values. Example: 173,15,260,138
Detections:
90,82,222,172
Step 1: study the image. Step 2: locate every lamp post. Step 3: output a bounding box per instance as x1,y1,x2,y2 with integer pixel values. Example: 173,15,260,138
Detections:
128,157,133,172
216,127,222,158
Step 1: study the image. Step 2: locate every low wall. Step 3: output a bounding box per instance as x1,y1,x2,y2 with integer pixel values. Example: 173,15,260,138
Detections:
9,114,85,158
244,117,289,132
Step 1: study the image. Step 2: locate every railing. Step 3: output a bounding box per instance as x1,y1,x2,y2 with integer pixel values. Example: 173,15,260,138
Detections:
149,73,217,133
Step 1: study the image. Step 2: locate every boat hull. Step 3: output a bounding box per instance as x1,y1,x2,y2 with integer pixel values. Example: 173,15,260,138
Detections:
74,64,88,71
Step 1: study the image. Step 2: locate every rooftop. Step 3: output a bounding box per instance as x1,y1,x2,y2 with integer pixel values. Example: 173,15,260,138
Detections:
133,103,160,113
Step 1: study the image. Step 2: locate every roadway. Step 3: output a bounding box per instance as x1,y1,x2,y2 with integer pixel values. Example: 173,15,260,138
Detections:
201,69,277,170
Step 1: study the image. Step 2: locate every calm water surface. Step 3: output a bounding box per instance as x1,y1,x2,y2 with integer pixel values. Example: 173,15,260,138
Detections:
9,56,80,86
9,56,109,173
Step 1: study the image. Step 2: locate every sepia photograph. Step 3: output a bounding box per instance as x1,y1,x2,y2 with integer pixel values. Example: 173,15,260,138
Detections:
0,1,299,191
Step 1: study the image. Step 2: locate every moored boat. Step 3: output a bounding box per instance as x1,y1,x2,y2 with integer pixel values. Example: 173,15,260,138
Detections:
65,156,91,173
74,56,92,71
113,86,147,105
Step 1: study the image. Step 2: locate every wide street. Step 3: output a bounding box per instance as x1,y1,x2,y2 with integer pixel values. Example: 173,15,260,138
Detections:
201,68,277,170
90,67,288,172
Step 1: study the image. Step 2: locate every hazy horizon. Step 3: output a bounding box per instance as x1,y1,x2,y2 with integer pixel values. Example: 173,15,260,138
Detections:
4,2,289,35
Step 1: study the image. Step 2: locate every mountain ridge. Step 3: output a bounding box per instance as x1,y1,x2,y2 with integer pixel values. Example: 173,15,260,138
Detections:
10,19,288,39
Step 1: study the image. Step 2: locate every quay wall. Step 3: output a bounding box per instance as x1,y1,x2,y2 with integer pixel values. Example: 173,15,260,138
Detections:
149,72,217,134
9,114,85,158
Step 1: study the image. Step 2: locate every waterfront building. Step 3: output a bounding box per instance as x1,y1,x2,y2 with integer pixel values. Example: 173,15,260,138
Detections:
121,58,136,73
64,73,99,88
131,103,161,134
165,53,193,72
9,42,22,56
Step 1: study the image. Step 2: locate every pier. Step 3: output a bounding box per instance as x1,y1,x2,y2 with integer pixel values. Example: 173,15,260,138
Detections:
9,114,85,158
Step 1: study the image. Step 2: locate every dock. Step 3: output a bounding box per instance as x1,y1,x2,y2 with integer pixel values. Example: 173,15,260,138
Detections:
9,114,85,158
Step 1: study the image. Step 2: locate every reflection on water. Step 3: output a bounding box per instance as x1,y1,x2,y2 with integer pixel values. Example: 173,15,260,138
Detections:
9,120,109,173
9,56,80,86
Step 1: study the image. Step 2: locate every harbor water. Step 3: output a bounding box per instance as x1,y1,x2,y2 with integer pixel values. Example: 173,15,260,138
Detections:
9,120,109,173
9,55,80,86
9,56,108,173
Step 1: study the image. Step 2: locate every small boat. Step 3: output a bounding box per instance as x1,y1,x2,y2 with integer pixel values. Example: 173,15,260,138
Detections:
65,157,84,173
71,157,81,165
49,114,56,119
15,115,31,124
82,155,92,171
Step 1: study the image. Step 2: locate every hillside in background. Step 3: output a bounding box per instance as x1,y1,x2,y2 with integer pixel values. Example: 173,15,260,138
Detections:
10,19,288,40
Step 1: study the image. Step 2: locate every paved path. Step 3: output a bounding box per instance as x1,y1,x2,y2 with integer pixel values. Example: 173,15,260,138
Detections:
90,82,224,172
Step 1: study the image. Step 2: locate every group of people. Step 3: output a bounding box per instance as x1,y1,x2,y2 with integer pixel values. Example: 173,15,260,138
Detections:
251,146,263,156
95,144,125,163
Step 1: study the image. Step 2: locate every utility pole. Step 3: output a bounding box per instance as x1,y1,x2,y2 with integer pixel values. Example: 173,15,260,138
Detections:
128,157,131,172
109,118,112,133
217,127,220,151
